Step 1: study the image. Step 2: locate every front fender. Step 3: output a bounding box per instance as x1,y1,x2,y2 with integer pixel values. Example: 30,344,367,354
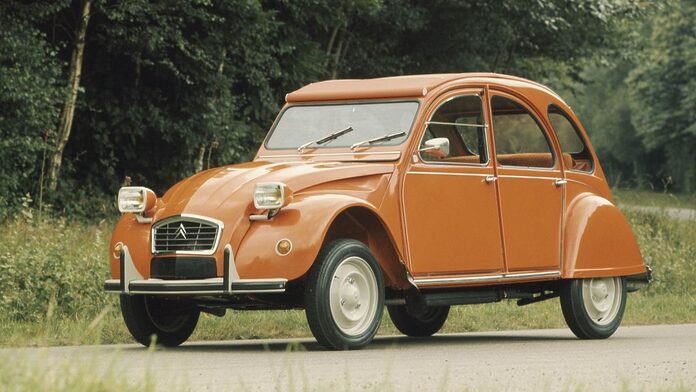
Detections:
234,194,380,281
563,193,646,278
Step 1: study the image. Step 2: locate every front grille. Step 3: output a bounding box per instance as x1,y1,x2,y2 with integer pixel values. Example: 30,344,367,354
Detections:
152,217,221,254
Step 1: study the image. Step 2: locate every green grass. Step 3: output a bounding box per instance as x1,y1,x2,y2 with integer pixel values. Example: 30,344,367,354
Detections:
0,350,159,392
612,188,696,209
0,190,694,348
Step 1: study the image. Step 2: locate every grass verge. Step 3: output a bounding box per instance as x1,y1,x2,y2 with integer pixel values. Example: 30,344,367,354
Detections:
0,193,694,347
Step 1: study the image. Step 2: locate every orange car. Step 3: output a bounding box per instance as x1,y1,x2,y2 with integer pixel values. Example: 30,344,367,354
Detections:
106,73,651,350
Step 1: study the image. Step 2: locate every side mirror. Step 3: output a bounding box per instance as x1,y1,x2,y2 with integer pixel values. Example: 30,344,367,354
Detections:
419,137,450,158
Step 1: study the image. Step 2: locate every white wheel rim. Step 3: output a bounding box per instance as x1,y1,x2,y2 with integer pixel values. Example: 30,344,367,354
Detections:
581,277,622,326
329,256,379,336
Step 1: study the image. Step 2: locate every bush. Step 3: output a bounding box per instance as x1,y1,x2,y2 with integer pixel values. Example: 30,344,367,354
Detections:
0,217,115,321
624,210,696,295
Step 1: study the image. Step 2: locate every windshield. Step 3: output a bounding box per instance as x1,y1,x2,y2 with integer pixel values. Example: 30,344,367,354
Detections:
265,101,419,150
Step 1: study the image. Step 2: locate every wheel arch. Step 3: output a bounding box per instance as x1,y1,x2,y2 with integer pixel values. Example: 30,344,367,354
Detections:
323,206,412,290
234,193,411,289
562,193,646,278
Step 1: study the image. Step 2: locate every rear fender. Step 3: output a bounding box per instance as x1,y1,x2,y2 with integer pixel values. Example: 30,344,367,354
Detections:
563,193,646,278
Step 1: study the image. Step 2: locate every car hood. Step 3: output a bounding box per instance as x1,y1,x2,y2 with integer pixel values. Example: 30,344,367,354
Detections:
153,160,395,220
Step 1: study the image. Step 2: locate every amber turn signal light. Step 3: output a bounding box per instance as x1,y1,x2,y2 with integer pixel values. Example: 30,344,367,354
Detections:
276,239,292,256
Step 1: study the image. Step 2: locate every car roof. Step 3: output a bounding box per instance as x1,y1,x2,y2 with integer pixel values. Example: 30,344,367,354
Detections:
285,73,565,104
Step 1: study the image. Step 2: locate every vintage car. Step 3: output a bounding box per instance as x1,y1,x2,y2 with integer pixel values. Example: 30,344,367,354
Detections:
106,73,651,350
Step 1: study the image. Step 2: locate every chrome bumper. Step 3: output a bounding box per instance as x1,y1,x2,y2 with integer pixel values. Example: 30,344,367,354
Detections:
104,244,287,295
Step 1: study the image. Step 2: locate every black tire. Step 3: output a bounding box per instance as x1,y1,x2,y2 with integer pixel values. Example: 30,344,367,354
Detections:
560,277,627,339
387,304,449,337
304,239,385,350
120,294,200,347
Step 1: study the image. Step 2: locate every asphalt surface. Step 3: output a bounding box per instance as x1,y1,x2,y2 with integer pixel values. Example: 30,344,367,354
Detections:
6,324,695,391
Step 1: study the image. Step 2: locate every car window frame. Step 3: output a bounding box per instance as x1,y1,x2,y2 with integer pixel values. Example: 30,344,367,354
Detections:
547,104,595,174
489,93,558,171
416,92,491,167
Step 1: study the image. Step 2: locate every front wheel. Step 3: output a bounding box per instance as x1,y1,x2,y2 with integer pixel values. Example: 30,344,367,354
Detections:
120,295,200,347
560,277,627,339
387,304,449,337
304,239,385,350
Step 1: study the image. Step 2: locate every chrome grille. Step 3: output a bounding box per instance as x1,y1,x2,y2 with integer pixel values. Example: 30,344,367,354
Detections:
152,216,221,254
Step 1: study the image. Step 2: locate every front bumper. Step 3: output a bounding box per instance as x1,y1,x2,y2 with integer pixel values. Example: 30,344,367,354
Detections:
105,244,287,295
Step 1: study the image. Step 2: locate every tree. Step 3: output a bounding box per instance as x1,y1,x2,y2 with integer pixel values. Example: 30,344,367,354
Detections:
628,0,696,192
46,0,92,191
0,4,64,217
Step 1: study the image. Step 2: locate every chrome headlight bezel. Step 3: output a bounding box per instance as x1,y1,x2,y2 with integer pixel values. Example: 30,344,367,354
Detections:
118,186,156,214
253,182,288,210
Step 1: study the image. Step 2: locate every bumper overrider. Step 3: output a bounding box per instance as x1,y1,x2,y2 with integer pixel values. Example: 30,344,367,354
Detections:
104,244,287,295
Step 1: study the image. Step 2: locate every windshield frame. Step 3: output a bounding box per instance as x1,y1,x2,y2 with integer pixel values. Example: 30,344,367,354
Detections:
262,99,422,151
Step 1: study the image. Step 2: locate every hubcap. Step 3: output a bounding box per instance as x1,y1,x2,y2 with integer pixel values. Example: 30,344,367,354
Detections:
582,277,622,326
329,256,379,336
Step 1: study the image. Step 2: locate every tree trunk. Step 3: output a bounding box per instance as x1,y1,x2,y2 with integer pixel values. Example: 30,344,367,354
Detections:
47,0,92,191
194,145,206,173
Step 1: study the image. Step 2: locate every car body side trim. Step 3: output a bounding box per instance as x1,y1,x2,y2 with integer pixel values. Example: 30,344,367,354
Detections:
414,270,561,286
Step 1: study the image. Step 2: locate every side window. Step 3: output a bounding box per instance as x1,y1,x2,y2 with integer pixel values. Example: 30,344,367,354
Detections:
491,96,554,168
420,95,487,164
548,105,594,172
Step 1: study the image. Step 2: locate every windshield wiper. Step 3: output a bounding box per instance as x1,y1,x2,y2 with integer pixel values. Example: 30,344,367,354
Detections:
297,126,353,153
350,131,406,151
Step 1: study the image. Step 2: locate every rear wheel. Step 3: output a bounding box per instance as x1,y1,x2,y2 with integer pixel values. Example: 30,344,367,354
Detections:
120,294,199,347
387,305,449,337
304,239,385,350
560,277,626,339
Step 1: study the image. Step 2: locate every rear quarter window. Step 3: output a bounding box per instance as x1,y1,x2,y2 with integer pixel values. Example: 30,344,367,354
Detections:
547,105,594,172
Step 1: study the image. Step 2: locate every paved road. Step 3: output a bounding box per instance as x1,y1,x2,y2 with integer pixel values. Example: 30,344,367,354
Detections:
5,324,695,391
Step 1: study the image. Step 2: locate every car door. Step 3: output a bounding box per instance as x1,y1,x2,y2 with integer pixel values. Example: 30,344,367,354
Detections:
402,90,505,277
489,92,564,272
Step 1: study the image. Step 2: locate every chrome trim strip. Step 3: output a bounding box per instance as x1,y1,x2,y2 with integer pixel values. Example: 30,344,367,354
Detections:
406,171,488,177
106,277,288,295
427,121,487,128
258,151,401,159
151,214,224,256
414,271,560,286
497,174,559,181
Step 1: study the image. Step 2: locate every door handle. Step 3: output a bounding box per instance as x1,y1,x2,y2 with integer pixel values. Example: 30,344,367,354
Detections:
554,179,568,187
484,175,497,184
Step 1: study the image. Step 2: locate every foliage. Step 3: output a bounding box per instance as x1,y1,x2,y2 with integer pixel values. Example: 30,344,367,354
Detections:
570,1,696,193
0,217,115,321
0,0,646,211
0,8,63,217
0,351,159,392
627,0,696,193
